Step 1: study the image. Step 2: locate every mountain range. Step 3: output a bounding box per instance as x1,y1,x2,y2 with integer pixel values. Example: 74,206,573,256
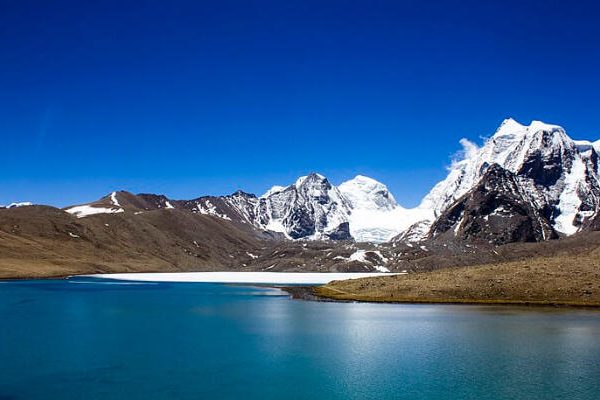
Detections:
2,118,600,278
54,118,600,245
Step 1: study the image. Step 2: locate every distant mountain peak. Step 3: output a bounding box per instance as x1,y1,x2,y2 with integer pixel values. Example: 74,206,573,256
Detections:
496,117,525,133
339,175,397,211
294,172,327,188
230,190,256,198
495,118,561,137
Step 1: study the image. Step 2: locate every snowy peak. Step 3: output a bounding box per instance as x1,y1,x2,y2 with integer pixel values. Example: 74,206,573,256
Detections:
337,175,431,243
254,172,422,242
416,118,600,240
495,117,526,136
294,172,337,201
494,118,562,138
260,173,329,198
422,119,578,213
250,172,410,242
257,172,352,240
339,175,398,211
294,172,326,189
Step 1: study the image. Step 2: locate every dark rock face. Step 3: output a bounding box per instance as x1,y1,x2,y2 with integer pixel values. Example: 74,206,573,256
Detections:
519,150,564,187
581,208,600,232
324,222,352,240
518,129,574,187
430,164,557,245
285,207,316,239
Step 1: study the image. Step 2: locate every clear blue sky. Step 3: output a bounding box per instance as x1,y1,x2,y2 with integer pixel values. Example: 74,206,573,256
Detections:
2,0,600,207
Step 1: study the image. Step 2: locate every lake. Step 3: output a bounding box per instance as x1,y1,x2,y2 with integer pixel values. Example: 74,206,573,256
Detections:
1,278,599,399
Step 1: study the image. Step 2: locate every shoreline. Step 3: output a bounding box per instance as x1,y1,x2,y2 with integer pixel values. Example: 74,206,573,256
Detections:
281,286,600,308
3,272,598,309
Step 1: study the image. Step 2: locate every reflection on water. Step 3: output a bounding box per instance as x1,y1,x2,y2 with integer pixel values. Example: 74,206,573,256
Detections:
0,279,599,400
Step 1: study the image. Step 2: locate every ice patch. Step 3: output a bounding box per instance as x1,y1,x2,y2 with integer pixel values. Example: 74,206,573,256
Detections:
82,272,402,285
373,265,391,273
110,192,121,207
349,250,368,262
554,156,586,235
348,207,434,243
196,200,232,221
66,205,124,218
7,202,33,208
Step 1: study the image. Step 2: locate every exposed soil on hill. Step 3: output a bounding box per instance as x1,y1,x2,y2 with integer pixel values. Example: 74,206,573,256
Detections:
0,206,265,279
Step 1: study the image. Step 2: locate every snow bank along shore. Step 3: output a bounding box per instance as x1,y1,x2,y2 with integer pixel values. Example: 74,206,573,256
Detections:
81,272,401,285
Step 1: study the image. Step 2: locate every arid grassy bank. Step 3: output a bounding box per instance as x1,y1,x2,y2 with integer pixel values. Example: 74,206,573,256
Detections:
317,253,600,307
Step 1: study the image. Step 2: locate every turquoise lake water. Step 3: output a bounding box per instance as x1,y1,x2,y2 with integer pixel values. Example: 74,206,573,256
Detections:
1,278,599,400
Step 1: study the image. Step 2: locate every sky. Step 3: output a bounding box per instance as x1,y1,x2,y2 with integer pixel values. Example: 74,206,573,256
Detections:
2,0,600,208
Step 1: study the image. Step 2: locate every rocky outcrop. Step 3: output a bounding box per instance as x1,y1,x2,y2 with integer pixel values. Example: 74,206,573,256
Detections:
429,164,557,245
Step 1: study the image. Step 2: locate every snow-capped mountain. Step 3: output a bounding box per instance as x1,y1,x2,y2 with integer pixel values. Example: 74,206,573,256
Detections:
338,175,433,242
185,173,428,242
405,118,600,242
253,174,432,242
254,173,353,240
338,175,397,211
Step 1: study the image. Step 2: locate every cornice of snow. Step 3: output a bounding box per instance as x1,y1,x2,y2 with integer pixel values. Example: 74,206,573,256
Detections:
261,185,287,198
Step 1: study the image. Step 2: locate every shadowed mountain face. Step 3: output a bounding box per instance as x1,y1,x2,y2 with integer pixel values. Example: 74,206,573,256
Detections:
429,164,558,245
